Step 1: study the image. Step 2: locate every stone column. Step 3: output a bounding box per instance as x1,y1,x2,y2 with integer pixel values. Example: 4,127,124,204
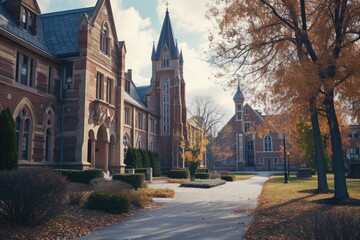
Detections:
91,139,96,168
104,141,109,173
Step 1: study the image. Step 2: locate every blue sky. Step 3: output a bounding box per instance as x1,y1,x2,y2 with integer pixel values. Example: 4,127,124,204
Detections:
38,0,237,127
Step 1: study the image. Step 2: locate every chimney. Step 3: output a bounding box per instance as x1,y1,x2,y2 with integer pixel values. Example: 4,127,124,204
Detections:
127,69,132,81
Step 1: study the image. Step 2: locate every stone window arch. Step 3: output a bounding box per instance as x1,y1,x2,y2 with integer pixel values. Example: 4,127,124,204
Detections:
162,53,169,68
15,107,33,160
162,77,170,135
263,135,272,152
100,22,110,55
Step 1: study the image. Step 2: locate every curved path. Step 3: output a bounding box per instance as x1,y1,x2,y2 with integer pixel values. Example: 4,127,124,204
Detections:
77,172,271,240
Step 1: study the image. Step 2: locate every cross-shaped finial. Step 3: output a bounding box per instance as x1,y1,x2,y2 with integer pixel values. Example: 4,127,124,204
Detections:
165,1,169,11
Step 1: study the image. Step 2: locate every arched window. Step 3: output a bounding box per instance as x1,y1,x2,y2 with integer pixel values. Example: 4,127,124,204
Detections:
264,135,272,152
162,77,170,134
15,108,32,160
100,23,110,55
137,136,142,149
162,53,169,68
44,108,55,162
123,134,130,159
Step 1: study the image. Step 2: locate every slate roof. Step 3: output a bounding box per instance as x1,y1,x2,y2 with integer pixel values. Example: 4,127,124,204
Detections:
0,3,52,55
233,84,245,100
154,10,179,61
41,7,95,56
0,1,95,57
136,86,150,104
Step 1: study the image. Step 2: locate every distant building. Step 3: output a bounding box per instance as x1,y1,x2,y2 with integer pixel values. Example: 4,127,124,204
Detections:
215,84,284,171
345,125,360,161
0,0,190,174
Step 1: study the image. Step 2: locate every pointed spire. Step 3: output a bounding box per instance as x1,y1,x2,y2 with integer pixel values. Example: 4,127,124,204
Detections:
175,40,180,58
233,83,244,100
151,41,156,61
180,50,184,64
155,8,178,60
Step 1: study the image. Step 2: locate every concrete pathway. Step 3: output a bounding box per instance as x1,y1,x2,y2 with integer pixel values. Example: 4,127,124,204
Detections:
77,172,271,240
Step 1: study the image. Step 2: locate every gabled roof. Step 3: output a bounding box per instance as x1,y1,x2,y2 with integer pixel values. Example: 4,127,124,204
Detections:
233,83,244,100
0,3,53,57
154,9,179,61
41,7,95,56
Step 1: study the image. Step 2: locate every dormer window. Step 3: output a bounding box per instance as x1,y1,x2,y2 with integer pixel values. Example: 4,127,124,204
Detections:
162,53,169,68
100,23,110,55
21,7,36,35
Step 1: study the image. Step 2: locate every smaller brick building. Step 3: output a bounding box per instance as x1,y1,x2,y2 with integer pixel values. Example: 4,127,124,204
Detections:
215,84,284,171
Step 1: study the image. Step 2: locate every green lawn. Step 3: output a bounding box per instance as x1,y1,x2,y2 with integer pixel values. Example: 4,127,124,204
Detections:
245,175,360,240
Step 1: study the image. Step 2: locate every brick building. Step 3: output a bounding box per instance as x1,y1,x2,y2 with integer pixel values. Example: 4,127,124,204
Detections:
215,85,284,171
0,0,194,174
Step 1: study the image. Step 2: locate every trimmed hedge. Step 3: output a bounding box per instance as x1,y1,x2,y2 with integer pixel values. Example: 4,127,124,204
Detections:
112,174,145,189
195,172,210,179
169,169,189,179
196,167,209,173
221,175,235,182
87,192,129,214
180,179,226,188
55,169,104,184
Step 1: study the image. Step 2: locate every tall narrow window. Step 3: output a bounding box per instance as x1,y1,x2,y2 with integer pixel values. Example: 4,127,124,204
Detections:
124,107,131,125
16,53,35,87
162,53,169,68
96,72,104,100
64,62,73,90
100,23,110,55
22,119,30,160
162,77,170,134
48,67,53,94
21,8,36,35
244,122,250,132
137,112,144,130
106,78,113,104
123,134,130,159
45,129,52,161
264,135,272,152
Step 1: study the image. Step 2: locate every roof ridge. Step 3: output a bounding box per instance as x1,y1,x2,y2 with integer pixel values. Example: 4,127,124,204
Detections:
41,6,95,17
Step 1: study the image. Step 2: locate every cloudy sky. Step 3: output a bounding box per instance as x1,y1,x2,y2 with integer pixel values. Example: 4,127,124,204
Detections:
37,0,238,127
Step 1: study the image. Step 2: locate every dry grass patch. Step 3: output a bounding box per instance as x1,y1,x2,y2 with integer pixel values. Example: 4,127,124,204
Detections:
137,188,175,198
167,178,188,183
245,175,360,240
232,174,256,181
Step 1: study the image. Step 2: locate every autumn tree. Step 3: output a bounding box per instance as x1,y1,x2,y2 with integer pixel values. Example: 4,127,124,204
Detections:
208,0,360,199
188,96,229,169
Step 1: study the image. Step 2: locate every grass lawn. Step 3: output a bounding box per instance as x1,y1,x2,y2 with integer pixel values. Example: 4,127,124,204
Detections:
232,173,256,181
245,175,360,240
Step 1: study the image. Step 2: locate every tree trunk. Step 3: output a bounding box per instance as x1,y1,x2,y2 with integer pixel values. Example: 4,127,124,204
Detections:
324,90,349,199
309,98,329,191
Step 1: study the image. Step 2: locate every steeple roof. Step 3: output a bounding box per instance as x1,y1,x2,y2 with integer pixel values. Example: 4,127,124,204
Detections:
154,9,179,61
233,83,245,100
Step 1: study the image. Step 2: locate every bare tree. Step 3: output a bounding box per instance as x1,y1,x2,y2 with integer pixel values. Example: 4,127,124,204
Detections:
188,96,229,137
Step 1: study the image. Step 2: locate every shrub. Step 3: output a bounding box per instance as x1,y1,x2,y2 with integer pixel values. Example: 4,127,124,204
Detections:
67,183,91,205
134,149,143,168
197,167,209,173
219,170,230,176
55,169,104,184
140,149,151,168
124,147,135,168
90,178,133,192
221,175,235,181
298,210,360,240
0,168,67,226
0,108,17,170
87,192,129,214
169,169,189,179
112,174,146,189
195,172,210,179
135,168,147,175
149,151,161,177
124,190,152,208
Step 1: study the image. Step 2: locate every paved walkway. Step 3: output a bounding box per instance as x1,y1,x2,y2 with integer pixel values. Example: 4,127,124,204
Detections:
77,172,271,240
